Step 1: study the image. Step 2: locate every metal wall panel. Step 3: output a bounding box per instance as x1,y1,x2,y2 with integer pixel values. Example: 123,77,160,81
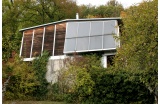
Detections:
90,21,103,36
64,20,118,53
66,22,78,38
76,37,89,51
64,38,76,52
89,36,102,50
103,35,116,49
77,22,90,37
104,20,116,35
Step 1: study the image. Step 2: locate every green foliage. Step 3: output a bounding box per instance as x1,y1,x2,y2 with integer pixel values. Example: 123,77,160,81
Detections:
4,52,50,100
78,0,124,18
56,55,154,104
114,0,158,103
57,55,102,103
2,0,78,62
86,69,154,104
2,0,23,62
5,54,38,100
32,51,50,100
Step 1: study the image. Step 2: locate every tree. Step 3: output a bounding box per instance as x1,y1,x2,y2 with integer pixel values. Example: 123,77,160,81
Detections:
4,54,38,100
78,0,124,18
114,0,158,103
2,0,78,62
2,0,25,62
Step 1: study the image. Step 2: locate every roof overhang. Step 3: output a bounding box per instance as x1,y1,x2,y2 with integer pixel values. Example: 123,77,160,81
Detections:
19,17,121,32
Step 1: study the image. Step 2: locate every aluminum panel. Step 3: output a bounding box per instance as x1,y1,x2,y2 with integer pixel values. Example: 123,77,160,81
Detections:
64,38,76,52
104,20,116,35
90,21,103,36
89,36,102,50
103,35,116,49
66,22,78,38
76,37,89,51
78,22,90,37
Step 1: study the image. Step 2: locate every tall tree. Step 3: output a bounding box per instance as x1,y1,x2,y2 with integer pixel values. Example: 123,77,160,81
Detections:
114,0,158,103
2,0,24,62
2,0,79,61
78,0,124,18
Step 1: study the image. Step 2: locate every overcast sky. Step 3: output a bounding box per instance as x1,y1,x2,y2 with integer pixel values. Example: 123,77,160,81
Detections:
76,0,143,8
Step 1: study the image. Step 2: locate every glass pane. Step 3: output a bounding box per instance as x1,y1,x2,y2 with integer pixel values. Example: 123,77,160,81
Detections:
76,37,89,51
43,25,54,56
103,35,116,49
66,22,78,38
32,27,44,57
54,23,66,56
22,29,33,58
64,38,76,52
78,22,90,37
89,36,102,50
90,21,103,36
104,20,116,35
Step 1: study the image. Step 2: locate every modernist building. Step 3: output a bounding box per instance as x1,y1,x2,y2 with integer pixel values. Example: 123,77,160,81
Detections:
19,17,121,83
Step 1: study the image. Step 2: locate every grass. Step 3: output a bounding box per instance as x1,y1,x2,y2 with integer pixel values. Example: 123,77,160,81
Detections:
3,101,66,104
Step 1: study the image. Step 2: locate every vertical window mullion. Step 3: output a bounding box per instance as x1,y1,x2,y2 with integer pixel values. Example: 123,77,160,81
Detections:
19,31,24,57
63,23,68,54
88,22,91,50
30,29,35,58
102,21,104,49
52,25,56,56
75,22,79,51
116,21,120,47
41,27,46,56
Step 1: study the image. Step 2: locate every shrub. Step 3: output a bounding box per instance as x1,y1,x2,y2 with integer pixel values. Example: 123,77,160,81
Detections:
57,54,154,104
4,51,50,100
4,55,38,100
31,51,50,100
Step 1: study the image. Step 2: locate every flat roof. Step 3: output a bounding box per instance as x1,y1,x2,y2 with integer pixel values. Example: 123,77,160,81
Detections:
19,17,121,32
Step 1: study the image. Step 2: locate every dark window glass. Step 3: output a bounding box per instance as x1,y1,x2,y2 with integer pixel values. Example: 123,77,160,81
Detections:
22,29,33,58
32,27,44,57
54,23,66,55
43,25,54,56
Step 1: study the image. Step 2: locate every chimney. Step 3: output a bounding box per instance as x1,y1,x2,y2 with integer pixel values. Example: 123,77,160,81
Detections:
76,13,79,19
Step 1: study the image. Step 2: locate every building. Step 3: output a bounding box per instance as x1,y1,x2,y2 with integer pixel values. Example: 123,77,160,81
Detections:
19,17,121,83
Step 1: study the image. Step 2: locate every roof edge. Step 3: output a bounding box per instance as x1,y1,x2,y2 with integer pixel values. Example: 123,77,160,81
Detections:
19,17,121,32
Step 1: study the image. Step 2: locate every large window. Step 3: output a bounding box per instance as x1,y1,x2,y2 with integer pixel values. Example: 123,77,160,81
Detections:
20,23,66,58
64,20,118,53
21,29,33,58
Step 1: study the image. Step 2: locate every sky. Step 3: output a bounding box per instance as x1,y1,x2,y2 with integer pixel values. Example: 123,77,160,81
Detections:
76,0,144,8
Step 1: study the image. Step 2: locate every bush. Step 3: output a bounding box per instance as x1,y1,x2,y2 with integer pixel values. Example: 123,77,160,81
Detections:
57,54,154,104
4,51,50,100
4,55,38,100
87,69,154,104
31,51,50,100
